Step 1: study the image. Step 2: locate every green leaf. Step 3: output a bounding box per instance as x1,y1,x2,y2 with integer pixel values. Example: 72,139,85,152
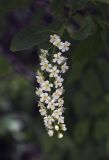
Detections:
50,0,65,17
70,16,97,40
10,26,50,51
10,21,64,52
72,0,90,11
73,31,103,62
67,62,85,84
95,0,109,5
81,69,103,98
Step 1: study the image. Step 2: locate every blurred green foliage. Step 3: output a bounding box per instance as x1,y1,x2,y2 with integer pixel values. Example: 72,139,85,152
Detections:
1,0,109,160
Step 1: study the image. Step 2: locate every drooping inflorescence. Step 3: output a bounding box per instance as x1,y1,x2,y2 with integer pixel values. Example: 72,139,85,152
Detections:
36,34,70,138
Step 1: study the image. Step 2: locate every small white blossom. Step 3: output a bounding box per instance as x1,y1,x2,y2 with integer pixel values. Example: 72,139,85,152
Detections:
41,49,48,55
53,52,66,65
54,76,64,88
55,125,59,131
59,41,70,52
48,130,54,137
61,124,67,131
36,71,44,84
41,80,53,92
44,115,54,129
40,55,52,72
58,133,63,139
40,93,51,104
50,34,61,46
58,98,64,107
50,66,60,78
52,108,63,119
47,99,58,110
61,62,69,73
35,87,43,96
58,116,64,124
39,108,47,116
40,61,52,72
52,87,64,100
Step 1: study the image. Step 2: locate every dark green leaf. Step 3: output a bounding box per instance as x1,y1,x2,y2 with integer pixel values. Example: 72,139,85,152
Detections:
50,0,65,17
72,0,90,11
10,21,64,51
67,62,85,84
73,31,103,62
70,16,97,40
95,0,109,5
10,26,50,51
81,69,103,98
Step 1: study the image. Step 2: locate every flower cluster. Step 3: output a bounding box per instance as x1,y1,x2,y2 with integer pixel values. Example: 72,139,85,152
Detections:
36,34,70,138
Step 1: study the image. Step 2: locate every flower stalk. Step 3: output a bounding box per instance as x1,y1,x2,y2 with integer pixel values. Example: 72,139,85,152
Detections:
36,34,70,138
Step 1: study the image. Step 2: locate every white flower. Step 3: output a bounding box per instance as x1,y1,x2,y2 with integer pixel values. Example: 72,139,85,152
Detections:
41,80,53,92
40,59,52,72
52,108,63,119
48,130,54,137
53,52,66,65
36,71,44,84
58,98,64,107
52,87,64,100
58,116,64,124
38,102,47,116
50,66,60,78
44,116,54,128
61,124,67,131
59,41,70,52
54,76,64,88
39,108,47,116
35,87,43,96
50,34,61,46
40,93,51,104
47,99,58,110
58,133,63,139
61,62,69,73
41,49,48,55
55,125,59,131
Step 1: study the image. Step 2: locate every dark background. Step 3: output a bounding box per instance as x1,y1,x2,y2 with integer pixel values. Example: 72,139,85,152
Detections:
1,0,109,160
